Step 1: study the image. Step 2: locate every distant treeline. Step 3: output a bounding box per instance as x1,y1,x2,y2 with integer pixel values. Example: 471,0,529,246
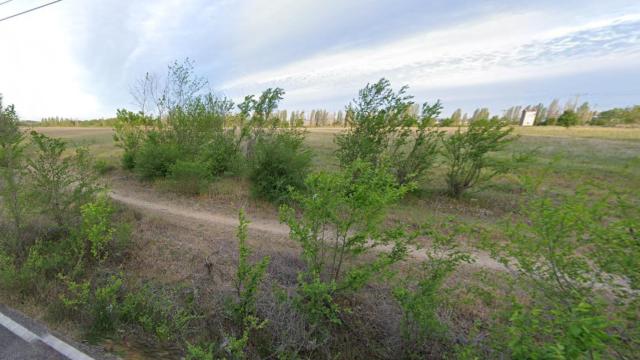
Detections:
230,102,640,127
22,116,117,127
23,102,640,128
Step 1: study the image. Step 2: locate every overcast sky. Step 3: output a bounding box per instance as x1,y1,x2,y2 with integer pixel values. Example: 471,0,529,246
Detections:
1,0,639,120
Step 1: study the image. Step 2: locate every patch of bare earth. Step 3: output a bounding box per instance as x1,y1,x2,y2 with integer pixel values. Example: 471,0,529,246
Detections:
107,174,505,275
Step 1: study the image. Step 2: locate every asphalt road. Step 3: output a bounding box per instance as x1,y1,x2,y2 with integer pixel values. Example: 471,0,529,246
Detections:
0,325,67,360
0,305,96,360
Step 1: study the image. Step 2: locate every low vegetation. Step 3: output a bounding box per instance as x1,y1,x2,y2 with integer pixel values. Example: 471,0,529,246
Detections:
1,65,639,359
113,60,312,202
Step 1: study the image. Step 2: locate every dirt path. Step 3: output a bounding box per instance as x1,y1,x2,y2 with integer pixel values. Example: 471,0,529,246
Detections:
110,191,289,236
109,190,506,271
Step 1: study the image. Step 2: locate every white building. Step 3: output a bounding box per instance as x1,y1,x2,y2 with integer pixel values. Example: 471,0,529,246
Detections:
520,110,536,126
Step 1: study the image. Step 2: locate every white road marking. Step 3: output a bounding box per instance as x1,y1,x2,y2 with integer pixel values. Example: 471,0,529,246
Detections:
0,310,94,360
42,334,94,360
0,311,38,343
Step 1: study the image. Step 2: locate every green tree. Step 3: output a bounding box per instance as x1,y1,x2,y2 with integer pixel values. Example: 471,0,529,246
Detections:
335,78,443,185
557,109,579,127
441,119,514,198
237,88,286,156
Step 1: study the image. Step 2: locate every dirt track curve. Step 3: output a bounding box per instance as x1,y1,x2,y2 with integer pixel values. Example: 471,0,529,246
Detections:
109,190,506,271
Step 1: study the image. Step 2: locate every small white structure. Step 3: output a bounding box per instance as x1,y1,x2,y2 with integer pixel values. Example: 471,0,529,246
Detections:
520,110,536,126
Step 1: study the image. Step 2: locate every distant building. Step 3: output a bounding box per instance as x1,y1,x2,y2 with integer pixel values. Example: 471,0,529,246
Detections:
520,110,536,126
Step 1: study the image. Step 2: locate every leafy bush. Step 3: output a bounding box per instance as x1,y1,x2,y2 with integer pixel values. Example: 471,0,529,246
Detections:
591,105,640,125
199,132,243,177
393,222,472,349
58,275,90,314
237,88,286,152
135,133,182,179
166,160,212,195
80,196,115,263
0,98,27,249
557,109,579,127
186,343,215,360
438,118,455,127
232,209,270,322
0,250,17,290
336,78,442,185
249,130,312,203
544,117,557,126
280,161,413,329
90,274,124,336
113,109,150,169
28,132,101,227
507,301,612,359
220,210,271,359
119,284,198,342
93,159,115,175
441,119,514,198
482,181,640,357
168,93,234,156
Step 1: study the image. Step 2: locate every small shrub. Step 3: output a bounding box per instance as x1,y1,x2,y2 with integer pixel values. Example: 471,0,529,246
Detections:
119,284,198,342
507,301,611,359
557,110,579,128
80,196,115,262
0,112,27,250
557,110,580,128
280,161,414,330
113,109,150,170
186,343,215,360
249,131,312,203
481,181,640,357
58,275,91,314
393,221,472,353
93,159,115,175
438,118,454,127
19,239,75,293
90,274,123,336
0,250,17,290
218,210,270,359
199,132,244,177
28,132,101,226
166,160,212,195
441,119,514,198
232,209,270,322
135,134,182,179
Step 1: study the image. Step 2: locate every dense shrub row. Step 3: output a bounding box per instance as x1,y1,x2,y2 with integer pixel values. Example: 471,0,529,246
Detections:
114,60,311,202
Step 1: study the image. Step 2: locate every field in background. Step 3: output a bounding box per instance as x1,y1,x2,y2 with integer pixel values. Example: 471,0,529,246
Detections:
31,125,640,235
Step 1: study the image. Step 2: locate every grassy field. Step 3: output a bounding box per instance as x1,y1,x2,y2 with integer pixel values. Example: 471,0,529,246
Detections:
32,125,640,231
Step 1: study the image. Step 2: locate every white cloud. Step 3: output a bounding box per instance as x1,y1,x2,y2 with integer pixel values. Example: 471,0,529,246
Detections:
219,11,640,109
0,0,103,119
1,0,639,118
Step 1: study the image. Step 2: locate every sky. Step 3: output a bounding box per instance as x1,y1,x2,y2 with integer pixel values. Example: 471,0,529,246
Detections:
1,0,639,120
